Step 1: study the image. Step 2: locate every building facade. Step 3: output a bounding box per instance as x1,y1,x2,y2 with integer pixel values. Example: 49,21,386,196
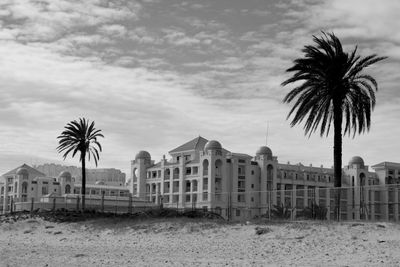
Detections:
0,164,130,213
34,163,126,186
129,136,400,221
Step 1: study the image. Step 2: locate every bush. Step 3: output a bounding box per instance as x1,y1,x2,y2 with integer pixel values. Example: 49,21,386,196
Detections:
271,203,292,219
298,202,327,220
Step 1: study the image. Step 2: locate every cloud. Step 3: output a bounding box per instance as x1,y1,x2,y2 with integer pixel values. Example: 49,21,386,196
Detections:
98,24,128,38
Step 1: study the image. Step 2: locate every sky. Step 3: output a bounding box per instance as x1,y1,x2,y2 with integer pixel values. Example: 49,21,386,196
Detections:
0,0,399,177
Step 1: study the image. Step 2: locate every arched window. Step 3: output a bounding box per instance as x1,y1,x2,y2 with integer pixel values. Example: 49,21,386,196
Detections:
267,165,273,181
215,159,223,177
165,169,170,179
359,173,366,186
21,182,28,194
202,159,209,176
65,184,71,194
173,168,179,179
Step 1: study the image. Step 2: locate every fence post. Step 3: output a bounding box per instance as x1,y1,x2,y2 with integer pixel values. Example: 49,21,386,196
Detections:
52,197,56,212
30,197,34,217
101,191,105,213
114,195,118,215
76,196,80,211
128,194,132,214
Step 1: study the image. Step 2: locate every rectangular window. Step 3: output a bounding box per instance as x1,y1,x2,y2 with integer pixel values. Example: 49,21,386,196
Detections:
186,167,191,175
186,194,191,202
203,178,208,190
192,167,198,175
41,186,48,195
237,194,245,202
236,209,241,216
186,181,191,192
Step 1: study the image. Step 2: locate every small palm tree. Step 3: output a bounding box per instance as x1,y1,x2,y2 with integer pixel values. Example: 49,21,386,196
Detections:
57,118,104,210
282,32,386,219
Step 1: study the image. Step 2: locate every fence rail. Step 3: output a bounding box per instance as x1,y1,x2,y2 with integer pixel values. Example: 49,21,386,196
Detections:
2,184,400,222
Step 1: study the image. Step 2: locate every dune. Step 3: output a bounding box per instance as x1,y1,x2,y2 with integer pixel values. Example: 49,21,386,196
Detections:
1,217,400,266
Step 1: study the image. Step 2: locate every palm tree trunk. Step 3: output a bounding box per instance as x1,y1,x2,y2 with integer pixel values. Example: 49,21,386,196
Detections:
82,154,86,211
333,102,343,220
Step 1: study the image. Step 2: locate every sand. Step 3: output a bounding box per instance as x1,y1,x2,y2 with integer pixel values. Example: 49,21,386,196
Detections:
1,217,400,266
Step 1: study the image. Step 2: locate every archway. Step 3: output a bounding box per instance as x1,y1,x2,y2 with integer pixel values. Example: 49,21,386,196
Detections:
65,184,71,194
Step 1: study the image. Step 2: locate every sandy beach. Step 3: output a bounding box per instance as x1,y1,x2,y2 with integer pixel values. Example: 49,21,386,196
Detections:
1,217,400,267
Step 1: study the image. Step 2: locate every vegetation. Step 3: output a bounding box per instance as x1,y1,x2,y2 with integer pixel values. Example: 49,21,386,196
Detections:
281,32,386,218
271,203,292,219
57,118,104,210
298,202,328,220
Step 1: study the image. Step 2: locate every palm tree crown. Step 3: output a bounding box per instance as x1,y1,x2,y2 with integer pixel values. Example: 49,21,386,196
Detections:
282,32,386,191
282,32,386,137
57,118,104,210
57,118,103,165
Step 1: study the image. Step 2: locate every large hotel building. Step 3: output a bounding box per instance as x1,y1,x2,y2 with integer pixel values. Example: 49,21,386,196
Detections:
1,136,400,221
128,136,400,221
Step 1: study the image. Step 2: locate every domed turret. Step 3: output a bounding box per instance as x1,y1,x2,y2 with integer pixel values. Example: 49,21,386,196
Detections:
135,150,151,161
204,140,222,151
16,167,29,176
59,171,72,183
256,146,272,156
59,171,72,179
349,156,364,168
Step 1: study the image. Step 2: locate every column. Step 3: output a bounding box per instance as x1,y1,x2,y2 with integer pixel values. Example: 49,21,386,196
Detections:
155,183,160,205
3,179,8,214
326,188,331,220
292,185,297,219
169,168,173,204
370,187,375,221
304,185,308,207
394,188,399,222
354,186,360,220
315,187,320,205
383,187,389,221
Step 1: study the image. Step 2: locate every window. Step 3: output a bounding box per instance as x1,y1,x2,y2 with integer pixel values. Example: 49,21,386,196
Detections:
65,184,71,194
203,178,208,190
186,194,191,202
236,209,241,216
251,170,254,175
186,181,191,192
237,194,245,202
42,186,48,195
238,181,245,190
251,184,254,189
21,182,28,194
251,197,254,202
186,167,191,175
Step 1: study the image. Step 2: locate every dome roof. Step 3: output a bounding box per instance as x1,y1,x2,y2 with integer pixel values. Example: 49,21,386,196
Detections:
59,171,72,179
349,156,364,166
204,140,222,151
256,146,272,156
16,167,29,176
135,150,151,160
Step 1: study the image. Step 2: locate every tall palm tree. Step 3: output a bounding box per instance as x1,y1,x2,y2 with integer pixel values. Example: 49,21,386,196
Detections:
57,118,104,210
281,32,386,217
